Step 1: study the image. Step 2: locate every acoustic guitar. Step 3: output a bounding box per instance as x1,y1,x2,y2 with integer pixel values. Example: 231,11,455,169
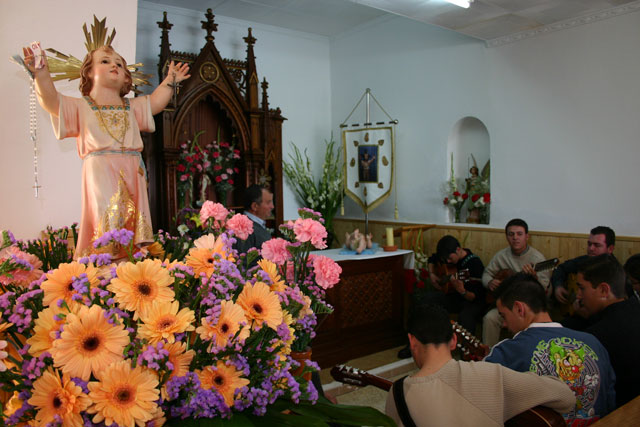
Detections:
431,264,474,294
486,257,560,304
330,365,566,427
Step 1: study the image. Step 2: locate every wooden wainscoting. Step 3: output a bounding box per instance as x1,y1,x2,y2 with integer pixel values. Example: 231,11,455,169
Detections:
333,219,640,266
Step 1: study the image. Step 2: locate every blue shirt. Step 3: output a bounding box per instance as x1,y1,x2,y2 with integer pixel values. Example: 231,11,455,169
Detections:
485,322,616,425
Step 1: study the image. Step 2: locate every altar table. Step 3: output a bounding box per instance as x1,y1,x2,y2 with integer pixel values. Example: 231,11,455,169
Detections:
310,248,413,368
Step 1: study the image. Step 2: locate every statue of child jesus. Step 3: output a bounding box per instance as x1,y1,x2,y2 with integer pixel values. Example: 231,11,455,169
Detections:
23,43,189,258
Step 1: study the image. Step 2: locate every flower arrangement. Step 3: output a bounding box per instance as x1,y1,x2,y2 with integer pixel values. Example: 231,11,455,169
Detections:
176,130,240,208
443,191,468,223
443,154,490,224
282,139,344,247
208,136,241,202
0,206,391,425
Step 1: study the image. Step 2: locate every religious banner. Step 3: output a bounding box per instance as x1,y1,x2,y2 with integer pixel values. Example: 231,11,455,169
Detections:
342,126,394,213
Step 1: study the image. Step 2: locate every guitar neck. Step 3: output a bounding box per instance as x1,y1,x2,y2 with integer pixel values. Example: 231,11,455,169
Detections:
534,258,559,272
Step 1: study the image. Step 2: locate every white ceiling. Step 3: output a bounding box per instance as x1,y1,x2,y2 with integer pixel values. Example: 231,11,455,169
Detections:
142,0,640,45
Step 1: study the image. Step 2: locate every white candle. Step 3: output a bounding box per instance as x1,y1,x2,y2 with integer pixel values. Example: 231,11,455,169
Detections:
386,227,394,247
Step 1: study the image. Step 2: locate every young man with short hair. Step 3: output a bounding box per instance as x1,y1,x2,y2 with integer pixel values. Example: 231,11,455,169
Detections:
577,254,640,407
485,273,616,424
385,304,574,426
553,226,615,306
426,235,485,333
481,219,551,346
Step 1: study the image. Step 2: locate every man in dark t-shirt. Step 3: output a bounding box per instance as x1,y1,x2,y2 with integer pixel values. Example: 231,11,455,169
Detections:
423,235,486,334
576,254,640,408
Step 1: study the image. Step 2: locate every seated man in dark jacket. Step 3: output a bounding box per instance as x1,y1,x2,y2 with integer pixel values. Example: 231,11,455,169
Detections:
576,254,640,408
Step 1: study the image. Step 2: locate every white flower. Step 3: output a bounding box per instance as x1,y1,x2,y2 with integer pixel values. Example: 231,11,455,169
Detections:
177,224,189,236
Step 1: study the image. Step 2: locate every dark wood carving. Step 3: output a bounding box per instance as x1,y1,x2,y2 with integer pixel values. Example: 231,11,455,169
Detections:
311,254,406,368
143,9,285,232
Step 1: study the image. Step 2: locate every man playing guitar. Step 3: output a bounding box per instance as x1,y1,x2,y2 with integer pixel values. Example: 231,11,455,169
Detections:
385,304,575,426
481,219,551,347
424,235,485,335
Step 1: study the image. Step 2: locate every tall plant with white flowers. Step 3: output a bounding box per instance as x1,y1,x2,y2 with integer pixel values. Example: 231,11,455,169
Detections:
282,138,344,247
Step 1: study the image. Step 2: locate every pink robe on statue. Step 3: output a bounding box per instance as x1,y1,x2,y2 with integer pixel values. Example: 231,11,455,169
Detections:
51,94,155,258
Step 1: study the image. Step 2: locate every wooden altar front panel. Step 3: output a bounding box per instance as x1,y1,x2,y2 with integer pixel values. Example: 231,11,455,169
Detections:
311,253,407,368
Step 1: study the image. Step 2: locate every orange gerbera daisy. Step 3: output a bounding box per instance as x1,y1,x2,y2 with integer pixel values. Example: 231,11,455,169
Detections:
28,368,91,427
257,259,286,292
164,341,194,379
41,262,99,309
27,306,66,357
197,361,249,408
185,235,234,278
87,360,159,427
146,241,166,259
138,300,195,344
196,300,249,348
108,259,175,320
50,305,130,381
237,281,283,331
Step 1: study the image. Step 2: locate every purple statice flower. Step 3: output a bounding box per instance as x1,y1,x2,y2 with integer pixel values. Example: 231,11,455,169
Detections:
276,321,292,342
21,352,49,386
71,377,90,394
138,341,170,371
93,228,134,249
9,288,42,332
6,396,34,426
133,251,146,261
82,253,113,267
9,254,33,271
71,274,89,294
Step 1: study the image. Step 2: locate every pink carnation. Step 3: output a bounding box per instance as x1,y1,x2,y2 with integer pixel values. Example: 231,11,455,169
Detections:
312,255,342,289
199,201,229,224
0,246,44,287
261,238,291,265
226,214,254,240
293,218,327,249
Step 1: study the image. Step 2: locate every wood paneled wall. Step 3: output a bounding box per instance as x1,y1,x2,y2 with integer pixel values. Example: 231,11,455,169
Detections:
334,218,640,266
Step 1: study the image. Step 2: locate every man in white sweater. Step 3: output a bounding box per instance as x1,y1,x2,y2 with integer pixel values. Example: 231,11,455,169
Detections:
481,218,551,346
385,304,574,427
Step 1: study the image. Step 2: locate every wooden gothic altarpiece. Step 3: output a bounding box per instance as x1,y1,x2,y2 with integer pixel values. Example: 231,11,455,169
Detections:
143,9,285,232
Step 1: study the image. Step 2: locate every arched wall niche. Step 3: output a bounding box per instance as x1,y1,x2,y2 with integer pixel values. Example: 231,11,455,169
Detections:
446,116,491,224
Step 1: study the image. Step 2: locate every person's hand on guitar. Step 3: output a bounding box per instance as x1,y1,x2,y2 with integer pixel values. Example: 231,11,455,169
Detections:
451,278,466,295
554,286,569,304
427,265,444,291
488,278,502,291
521,263,538,278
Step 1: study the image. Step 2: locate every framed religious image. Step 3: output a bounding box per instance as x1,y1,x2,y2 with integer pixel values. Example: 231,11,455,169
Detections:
358,145,378,183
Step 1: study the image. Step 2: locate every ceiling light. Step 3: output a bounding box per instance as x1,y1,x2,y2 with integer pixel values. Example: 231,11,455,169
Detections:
444,0,474,8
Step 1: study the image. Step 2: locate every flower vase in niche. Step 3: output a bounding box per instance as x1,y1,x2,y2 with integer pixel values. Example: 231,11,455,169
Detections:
290,347,313,382
467,208,480,224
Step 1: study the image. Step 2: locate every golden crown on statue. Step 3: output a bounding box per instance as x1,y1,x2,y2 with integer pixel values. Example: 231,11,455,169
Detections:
44,15,152,91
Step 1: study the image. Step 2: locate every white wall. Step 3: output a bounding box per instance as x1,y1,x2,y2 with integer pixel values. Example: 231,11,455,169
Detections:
486,11,640,235
0,0,139,240
330,15,490,225
135,2,333,222
330,11,640,236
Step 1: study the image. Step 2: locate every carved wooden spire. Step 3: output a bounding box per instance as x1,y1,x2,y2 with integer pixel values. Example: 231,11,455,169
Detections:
157,12,173,81
245,28,259,109
201,8,218,42
261,78,270,111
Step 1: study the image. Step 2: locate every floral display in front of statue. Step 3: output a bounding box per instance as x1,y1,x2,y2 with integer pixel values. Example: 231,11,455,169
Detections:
0,207,392,426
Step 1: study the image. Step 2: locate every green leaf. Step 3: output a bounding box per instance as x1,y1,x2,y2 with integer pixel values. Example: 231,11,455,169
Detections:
270,398,395,427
